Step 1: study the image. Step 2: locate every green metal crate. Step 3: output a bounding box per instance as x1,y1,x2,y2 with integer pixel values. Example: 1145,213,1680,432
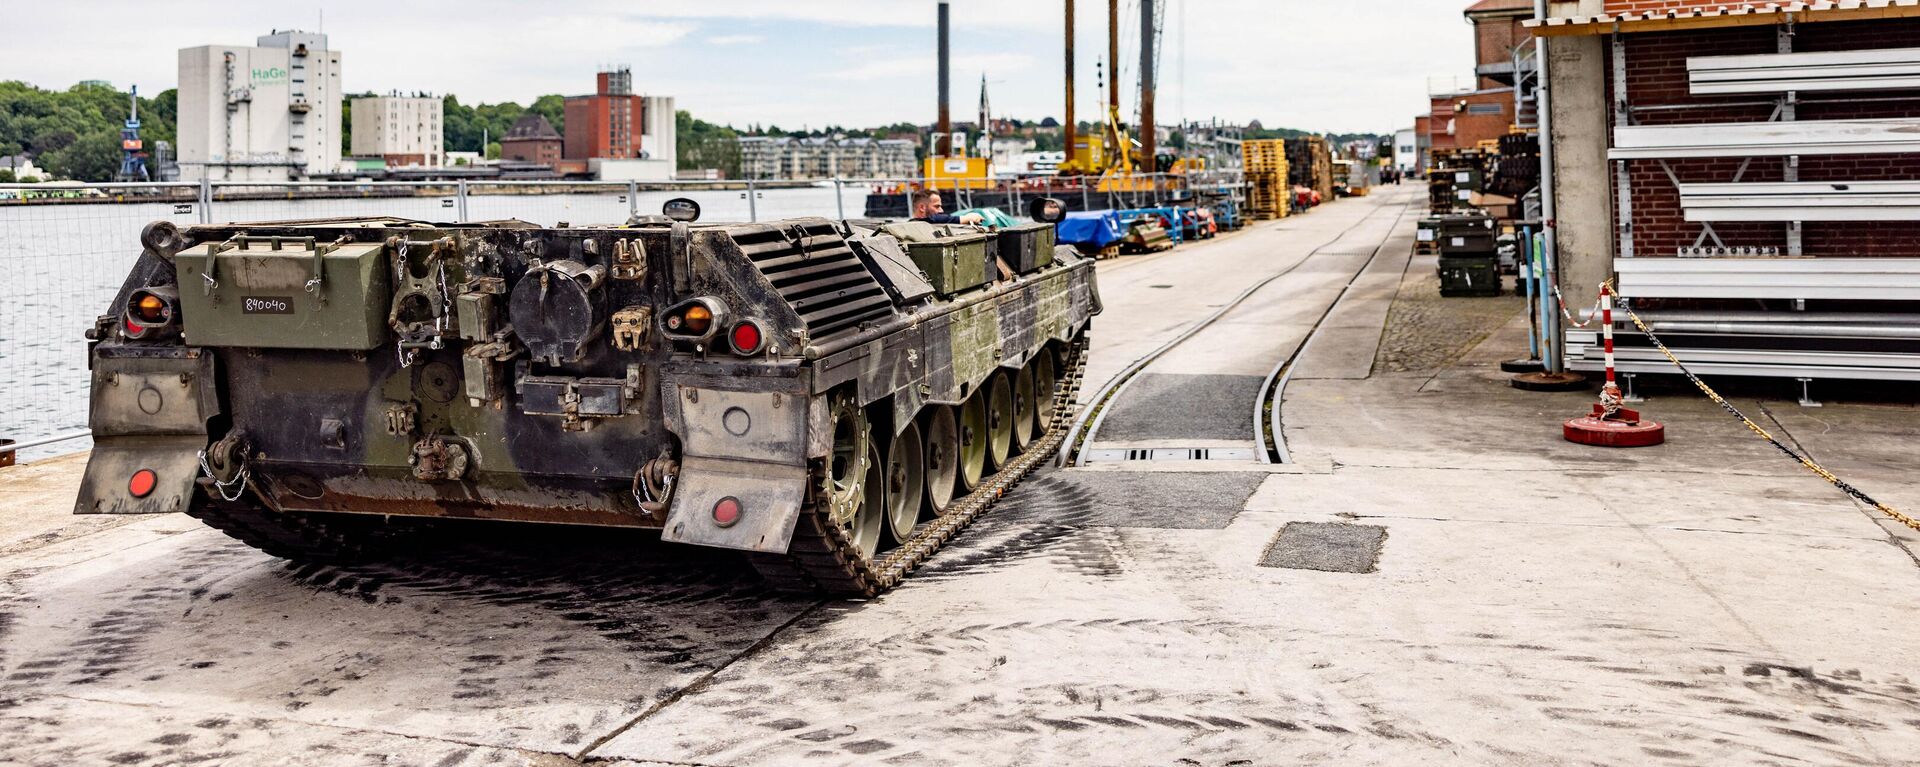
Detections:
175,238,392,349
876,222,994,295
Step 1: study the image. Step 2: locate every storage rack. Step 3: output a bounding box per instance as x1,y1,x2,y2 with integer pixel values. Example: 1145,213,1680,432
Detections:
1575,37,1920,385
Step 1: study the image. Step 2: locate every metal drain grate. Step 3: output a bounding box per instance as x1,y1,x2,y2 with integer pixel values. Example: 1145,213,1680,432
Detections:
1080,447,1260,463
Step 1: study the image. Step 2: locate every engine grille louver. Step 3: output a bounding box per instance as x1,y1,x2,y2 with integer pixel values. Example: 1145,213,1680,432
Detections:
731,221,896,338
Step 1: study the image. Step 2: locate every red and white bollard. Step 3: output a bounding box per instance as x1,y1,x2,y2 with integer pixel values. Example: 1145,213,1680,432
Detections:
1564,287,1666,447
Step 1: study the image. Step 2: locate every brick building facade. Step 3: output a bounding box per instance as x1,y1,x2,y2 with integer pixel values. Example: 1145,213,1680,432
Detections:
564,69,646,162
500,114,562,166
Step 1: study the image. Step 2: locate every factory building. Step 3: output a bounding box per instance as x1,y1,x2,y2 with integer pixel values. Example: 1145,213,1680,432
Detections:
560,69,677,180
177,30,342,181
737,136,918,180
349,94,444,168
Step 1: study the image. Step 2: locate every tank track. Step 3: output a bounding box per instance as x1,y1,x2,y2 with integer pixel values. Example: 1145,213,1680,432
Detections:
751,334,1089,598
184,491,420,566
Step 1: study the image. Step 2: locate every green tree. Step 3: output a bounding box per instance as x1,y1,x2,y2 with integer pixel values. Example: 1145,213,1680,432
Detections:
529,94,565,132
675,109,739,178
41,129,120,181
0,80,180,181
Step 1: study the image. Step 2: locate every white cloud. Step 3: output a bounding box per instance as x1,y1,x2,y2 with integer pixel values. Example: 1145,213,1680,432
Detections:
3,0,1477,134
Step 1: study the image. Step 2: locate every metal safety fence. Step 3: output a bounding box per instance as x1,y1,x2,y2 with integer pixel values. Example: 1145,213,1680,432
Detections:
0,171,1242,460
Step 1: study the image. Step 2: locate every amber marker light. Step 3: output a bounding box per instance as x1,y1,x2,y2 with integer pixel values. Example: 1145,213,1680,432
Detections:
683,304,714,335
136,294,167,322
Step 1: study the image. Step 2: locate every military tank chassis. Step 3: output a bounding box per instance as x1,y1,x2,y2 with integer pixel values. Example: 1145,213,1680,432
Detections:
74,202,1097,599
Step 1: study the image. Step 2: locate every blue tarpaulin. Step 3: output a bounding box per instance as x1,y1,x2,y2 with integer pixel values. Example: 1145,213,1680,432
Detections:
1056,210,1127,249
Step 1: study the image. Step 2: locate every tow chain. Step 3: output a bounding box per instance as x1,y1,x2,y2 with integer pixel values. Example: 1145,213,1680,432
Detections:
1607,282,1920,534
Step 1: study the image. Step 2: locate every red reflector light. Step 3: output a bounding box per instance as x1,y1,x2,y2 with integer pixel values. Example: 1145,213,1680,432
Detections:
712,496,742,528
128,469,157,498
729,321,763,355
124,317,146,338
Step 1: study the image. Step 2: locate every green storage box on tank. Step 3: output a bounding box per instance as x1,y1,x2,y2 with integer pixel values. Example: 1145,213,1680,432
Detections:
876,221,994,295
174,238,392,349
998,222,1056,273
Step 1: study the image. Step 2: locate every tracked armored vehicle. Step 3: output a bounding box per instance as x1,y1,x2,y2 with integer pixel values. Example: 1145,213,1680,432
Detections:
74,199,1098,597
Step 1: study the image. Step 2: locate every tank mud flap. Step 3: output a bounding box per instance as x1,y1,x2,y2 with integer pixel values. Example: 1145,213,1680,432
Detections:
74,436,206,515
659,456,807,553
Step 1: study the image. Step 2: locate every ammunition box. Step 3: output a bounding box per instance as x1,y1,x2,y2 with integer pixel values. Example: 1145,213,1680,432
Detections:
997,223,1057,274
175,239,391,349
877,222,994,295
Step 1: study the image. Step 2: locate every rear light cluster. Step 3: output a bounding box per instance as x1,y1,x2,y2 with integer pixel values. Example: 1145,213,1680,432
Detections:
660,296,768,357
122,286,178,339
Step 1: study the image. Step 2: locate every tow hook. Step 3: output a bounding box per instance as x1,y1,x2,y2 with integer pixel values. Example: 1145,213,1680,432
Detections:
633,452,681,522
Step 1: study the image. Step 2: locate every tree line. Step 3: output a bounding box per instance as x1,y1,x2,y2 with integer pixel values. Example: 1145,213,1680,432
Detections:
3,79,1383,182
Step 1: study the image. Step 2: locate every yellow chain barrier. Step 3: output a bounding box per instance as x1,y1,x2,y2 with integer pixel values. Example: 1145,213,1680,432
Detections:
1607,281,1920,534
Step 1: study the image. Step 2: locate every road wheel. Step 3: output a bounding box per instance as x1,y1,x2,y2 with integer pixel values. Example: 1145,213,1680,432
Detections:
885,420,925,543
986,370,1015,470
923,406,960,514
1033,350,1058,435
1011,364,1037,452
957,391,989,492
821,395,885,560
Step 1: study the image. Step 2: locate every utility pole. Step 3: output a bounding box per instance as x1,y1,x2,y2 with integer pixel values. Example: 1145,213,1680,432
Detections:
937,1,952,157
1064,0,1076,170
1139,0,1156,173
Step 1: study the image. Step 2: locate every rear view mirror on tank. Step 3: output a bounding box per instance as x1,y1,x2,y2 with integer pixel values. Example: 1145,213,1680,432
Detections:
1029,197,1067,224
663,198,702,222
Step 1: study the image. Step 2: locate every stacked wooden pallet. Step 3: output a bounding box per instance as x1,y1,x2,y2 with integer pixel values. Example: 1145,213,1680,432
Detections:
1242,139,1290,220
1286,137,1336,204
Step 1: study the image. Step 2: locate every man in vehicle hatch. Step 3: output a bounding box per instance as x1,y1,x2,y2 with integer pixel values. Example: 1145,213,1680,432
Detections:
911,189,985,225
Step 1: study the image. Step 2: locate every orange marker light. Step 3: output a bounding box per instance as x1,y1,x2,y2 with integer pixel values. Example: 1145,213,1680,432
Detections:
137,294,167,321
683,304,714,334
128,469,158,498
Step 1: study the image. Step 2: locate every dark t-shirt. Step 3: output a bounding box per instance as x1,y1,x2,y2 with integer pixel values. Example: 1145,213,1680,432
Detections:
916,213,962,224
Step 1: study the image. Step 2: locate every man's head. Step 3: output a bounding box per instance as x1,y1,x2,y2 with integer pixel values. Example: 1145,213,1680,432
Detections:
911,189,945,218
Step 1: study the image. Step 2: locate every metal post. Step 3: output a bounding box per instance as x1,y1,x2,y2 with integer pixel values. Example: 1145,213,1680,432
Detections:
1779,25,1803,257
1081,184,1091,211
198,176,212,224
1139,0,1156,174
903,181,914,220
937,2,952,157
628,180,639,218
1064,0,1077,173
456,180,469,223
747,179,758,222
833,178,845,219
1537,0,1566,373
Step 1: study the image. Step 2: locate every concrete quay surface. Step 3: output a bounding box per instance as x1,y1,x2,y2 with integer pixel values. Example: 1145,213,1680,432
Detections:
2,186,1918,766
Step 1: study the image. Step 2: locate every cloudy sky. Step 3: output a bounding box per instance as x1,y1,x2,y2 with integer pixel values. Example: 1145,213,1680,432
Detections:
5,0,1482,134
